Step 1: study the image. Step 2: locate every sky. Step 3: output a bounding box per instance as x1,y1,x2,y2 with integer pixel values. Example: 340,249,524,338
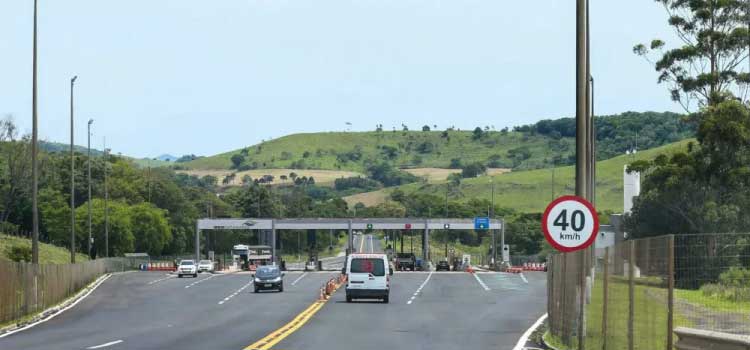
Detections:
1,0,680,158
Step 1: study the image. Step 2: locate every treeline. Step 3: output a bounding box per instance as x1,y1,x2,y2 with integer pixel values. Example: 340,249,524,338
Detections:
514,111,694,160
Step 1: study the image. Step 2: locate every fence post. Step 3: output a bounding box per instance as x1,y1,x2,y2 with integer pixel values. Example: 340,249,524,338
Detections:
667,235,674,350
602,247,609,350
628,240,635,350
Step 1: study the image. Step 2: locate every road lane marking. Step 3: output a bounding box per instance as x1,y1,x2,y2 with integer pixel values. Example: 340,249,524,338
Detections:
218,279,253,305
185,273,218,288
244,301,326,350
147,274,174,285
519,273,529,284
472,273,491,291
406,271,433,305
512,313,548,350
86,340,123,349
358,234,365,253
291,272,308,286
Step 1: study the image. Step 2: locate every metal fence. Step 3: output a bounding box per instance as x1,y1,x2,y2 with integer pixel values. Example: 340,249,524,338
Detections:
547,234,750,350
0,258,133,325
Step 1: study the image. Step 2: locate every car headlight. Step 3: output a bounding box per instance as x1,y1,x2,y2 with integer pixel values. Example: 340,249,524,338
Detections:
271,277,282,283
254,277,262,282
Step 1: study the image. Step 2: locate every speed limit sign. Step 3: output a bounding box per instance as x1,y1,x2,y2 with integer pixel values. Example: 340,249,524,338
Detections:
542,195,599,252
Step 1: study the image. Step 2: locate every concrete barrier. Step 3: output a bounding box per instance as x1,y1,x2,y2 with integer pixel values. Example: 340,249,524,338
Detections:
674,327,750,350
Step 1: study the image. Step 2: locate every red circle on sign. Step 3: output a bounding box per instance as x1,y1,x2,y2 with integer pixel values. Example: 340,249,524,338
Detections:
405,223,412,229
541,195,599,253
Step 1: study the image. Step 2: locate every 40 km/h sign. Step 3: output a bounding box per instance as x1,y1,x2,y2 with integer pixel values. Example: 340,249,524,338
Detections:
542,195,599,252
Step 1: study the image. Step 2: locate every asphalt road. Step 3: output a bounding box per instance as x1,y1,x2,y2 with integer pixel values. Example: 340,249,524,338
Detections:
0,270,337,350
273,270,547,350
1,234,546,350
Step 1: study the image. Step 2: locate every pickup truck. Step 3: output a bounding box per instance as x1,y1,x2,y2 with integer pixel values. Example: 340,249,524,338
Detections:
395,253,416,271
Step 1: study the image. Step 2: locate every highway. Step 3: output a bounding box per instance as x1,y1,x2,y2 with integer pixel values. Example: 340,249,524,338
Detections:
0,234,546,350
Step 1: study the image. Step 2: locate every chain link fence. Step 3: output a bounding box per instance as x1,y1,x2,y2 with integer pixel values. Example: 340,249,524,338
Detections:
0,258,134,325
547,233,750,349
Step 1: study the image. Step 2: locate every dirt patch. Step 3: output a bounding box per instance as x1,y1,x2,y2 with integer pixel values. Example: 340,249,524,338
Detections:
403,168,511,183
342,189,390,207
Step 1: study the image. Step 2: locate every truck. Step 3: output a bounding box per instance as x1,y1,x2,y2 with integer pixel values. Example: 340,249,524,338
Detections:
395,252,416,271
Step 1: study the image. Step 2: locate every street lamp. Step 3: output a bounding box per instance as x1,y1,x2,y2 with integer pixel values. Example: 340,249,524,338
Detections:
31,0,40,264
87,119,93,257
70,75,78,263
104,140,110,258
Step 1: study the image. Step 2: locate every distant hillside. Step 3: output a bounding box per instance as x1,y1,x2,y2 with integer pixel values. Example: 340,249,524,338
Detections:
40,141,172,168
182,111,692,172
156,154,178,162
344,139,693,213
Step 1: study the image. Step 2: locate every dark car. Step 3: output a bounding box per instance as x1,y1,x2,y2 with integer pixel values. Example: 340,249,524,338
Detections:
436,260,450,271
253,266,285,293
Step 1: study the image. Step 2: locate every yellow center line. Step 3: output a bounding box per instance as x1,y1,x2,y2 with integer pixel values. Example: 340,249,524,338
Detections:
243,286,338,350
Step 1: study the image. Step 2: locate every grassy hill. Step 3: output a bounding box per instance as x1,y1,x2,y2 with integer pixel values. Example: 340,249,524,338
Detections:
180,111,691,173
183,130,575,172
345,140,693,213
1,234,89,264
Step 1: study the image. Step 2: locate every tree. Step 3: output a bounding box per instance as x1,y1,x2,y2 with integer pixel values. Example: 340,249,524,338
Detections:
472,127,484,140
422,125,431,132
461,163,487,178
230,154,245,169
634,0,750,109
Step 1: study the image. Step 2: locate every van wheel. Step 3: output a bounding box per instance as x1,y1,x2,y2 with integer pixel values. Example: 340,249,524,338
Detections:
346,295,352,303
383,296,389,303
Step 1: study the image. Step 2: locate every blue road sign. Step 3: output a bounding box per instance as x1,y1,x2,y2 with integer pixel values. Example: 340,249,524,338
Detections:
474,217,490,230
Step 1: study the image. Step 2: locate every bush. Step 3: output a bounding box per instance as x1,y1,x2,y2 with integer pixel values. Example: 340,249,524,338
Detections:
700,268,750,302
461,162,487,178
367,163,419,187
334,177,382,191
7,245,32,262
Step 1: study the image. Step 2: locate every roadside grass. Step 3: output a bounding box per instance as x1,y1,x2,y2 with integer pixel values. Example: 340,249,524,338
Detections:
182,130,575,171
354,140,693,213
547,277,693,350
0,234,89,264
674,288,750,314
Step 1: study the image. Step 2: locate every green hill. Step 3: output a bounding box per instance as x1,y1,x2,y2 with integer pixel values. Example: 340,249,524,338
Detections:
181,111,692,173
345,139,693,213
1,234,89,264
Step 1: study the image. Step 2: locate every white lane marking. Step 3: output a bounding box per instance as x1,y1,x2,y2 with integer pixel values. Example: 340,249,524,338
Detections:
0,273,115,339
369,235,374,253
472,273,491,291
291,272,308,286
512,313,548,350
185,273,218,289
86,340,123,349
519,273,529,284
147,274,174,285
218,280,253,305
406,271,433,305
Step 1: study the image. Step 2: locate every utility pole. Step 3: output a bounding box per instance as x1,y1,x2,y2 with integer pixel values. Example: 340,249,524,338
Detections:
104,140,109,258
87,119,93,257
576,0,590,200
491,178,496,268
70,75,78,263
445,189,449,260
31,0,40,264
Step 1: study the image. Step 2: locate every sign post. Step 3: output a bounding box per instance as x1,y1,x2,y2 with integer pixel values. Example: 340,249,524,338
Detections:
542,195,599,252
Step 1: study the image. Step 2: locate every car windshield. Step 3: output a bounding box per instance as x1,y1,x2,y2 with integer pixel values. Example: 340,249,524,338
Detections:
256,267,280,278
180,260,194,266
350,258,385,276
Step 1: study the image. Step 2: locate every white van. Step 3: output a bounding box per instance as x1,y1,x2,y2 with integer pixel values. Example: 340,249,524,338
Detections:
344,253,391,303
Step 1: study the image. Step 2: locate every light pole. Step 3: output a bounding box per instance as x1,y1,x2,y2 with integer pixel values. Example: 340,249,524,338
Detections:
490,178,496,268
31,0,40,264
70,75,78,263
87,119,93,258
104,140,109,258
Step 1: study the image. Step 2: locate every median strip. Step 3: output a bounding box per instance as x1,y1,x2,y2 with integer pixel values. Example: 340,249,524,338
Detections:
244,301,326,350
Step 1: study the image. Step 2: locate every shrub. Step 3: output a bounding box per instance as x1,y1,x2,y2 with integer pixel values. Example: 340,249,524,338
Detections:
7,245,32,262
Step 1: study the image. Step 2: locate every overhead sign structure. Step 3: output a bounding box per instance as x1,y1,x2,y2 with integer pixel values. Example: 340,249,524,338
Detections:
542,195,599,252
474,217,490,230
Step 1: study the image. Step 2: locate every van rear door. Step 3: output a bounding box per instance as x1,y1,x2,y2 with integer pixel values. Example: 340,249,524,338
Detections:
348,257,387,290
